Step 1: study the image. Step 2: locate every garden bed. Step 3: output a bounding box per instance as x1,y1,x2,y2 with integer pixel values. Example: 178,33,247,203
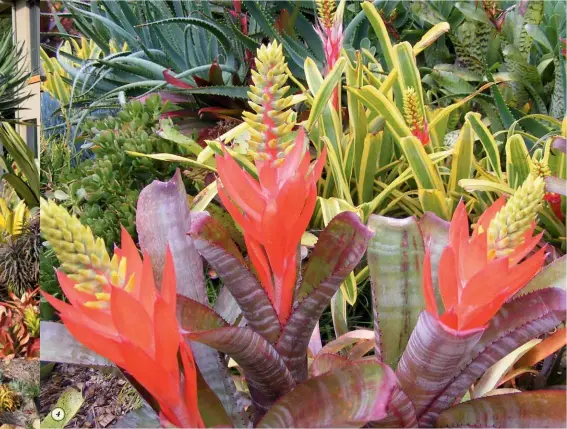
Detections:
39,364,143,428
0,358,40,429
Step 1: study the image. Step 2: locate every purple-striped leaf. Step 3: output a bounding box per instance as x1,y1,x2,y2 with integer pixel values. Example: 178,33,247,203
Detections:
136,171,246,427
436,391,567,428
177,295,294,417
308,323,323,357
370,386,417,428
420,287,567,426
276,212,374,382
395,311,485,421
214,285,242,325
177,295,229,331
191,212,281,343
136,169,206,301
367,215,426,369
310,353,350,377
257,361,396,428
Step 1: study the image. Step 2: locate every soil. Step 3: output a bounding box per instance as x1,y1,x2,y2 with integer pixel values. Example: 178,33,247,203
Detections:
0,358,40,429
39,364,142,428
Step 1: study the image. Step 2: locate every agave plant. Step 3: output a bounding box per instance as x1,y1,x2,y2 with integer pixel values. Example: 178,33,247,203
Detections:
0,123,40,208
0,288,40,361
0,31,31,121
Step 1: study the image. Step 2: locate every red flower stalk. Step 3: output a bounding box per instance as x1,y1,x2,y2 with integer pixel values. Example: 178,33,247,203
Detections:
422,199,546,331
216,128,326,323
314,0,344,110
544,192,565,221
42,229,204,428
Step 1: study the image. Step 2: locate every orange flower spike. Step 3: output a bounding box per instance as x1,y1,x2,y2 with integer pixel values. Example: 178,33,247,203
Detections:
40,205,203,428
423,173,547,331
217,41,326,323
217,129,326,323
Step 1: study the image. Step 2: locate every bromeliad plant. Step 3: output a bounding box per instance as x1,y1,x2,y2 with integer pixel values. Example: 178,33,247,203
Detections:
40,38,567,428
0,288,40,362
39,150,567,428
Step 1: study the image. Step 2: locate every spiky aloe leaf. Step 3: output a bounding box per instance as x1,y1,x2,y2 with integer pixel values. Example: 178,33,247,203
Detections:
420,287,567,426
436,391,566,428
190,212,281,344
367,215,426,370
177,296,295,417
257,361,395,428
276,212,374,382
394,312,484,421
135,170,247,427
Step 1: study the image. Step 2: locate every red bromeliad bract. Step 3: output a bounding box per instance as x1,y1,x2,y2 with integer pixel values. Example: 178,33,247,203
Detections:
42,228,204,428
216,129,326,324
422,200,546,331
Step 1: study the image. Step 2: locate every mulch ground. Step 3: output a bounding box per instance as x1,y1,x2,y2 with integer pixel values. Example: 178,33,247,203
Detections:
0,358,40,428
39,364,141,428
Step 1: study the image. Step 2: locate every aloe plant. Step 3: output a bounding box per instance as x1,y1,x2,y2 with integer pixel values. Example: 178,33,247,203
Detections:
43,0,331,114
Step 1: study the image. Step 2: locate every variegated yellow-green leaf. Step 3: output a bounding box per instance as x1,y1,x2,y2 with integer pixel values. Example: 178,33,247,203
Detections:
419,189,451,221
321,136,352,203
458,179,514,195
126,151,217,172
448,121,474,194
394,42,427,117
367,215,426,369
319,197,360,306
413,22,450,56
506,135,531,189
191,181,218,212
347,86,413,140
306,57,347,131
357,133,381,204
399,136,445,192
465,112,503,180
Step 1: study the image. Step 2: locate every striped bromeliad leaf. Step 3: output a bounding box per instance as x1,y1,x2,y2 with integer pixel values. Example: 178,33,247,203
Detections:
176,295,295,418
134,170,248,427
257,361,395,428
371,182,566,427
436,391,567,428
367,215,426,370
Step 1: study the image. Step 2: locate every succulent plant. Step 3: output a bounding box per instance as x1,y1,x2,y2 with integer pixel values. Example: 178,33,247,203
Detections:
0,385,19,412
0,216,40,298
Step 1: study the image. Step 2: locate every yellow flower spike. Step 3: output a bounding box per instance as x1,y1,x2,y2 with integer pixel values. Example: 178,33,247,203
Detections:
244,41,296,163
118,257,128,286
40,198,129,306
531,159,551,178
316,0,336,29
487,173,545,259
124,274,136,293
403,87,424,132
83,300,110,310
95,293,111,301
